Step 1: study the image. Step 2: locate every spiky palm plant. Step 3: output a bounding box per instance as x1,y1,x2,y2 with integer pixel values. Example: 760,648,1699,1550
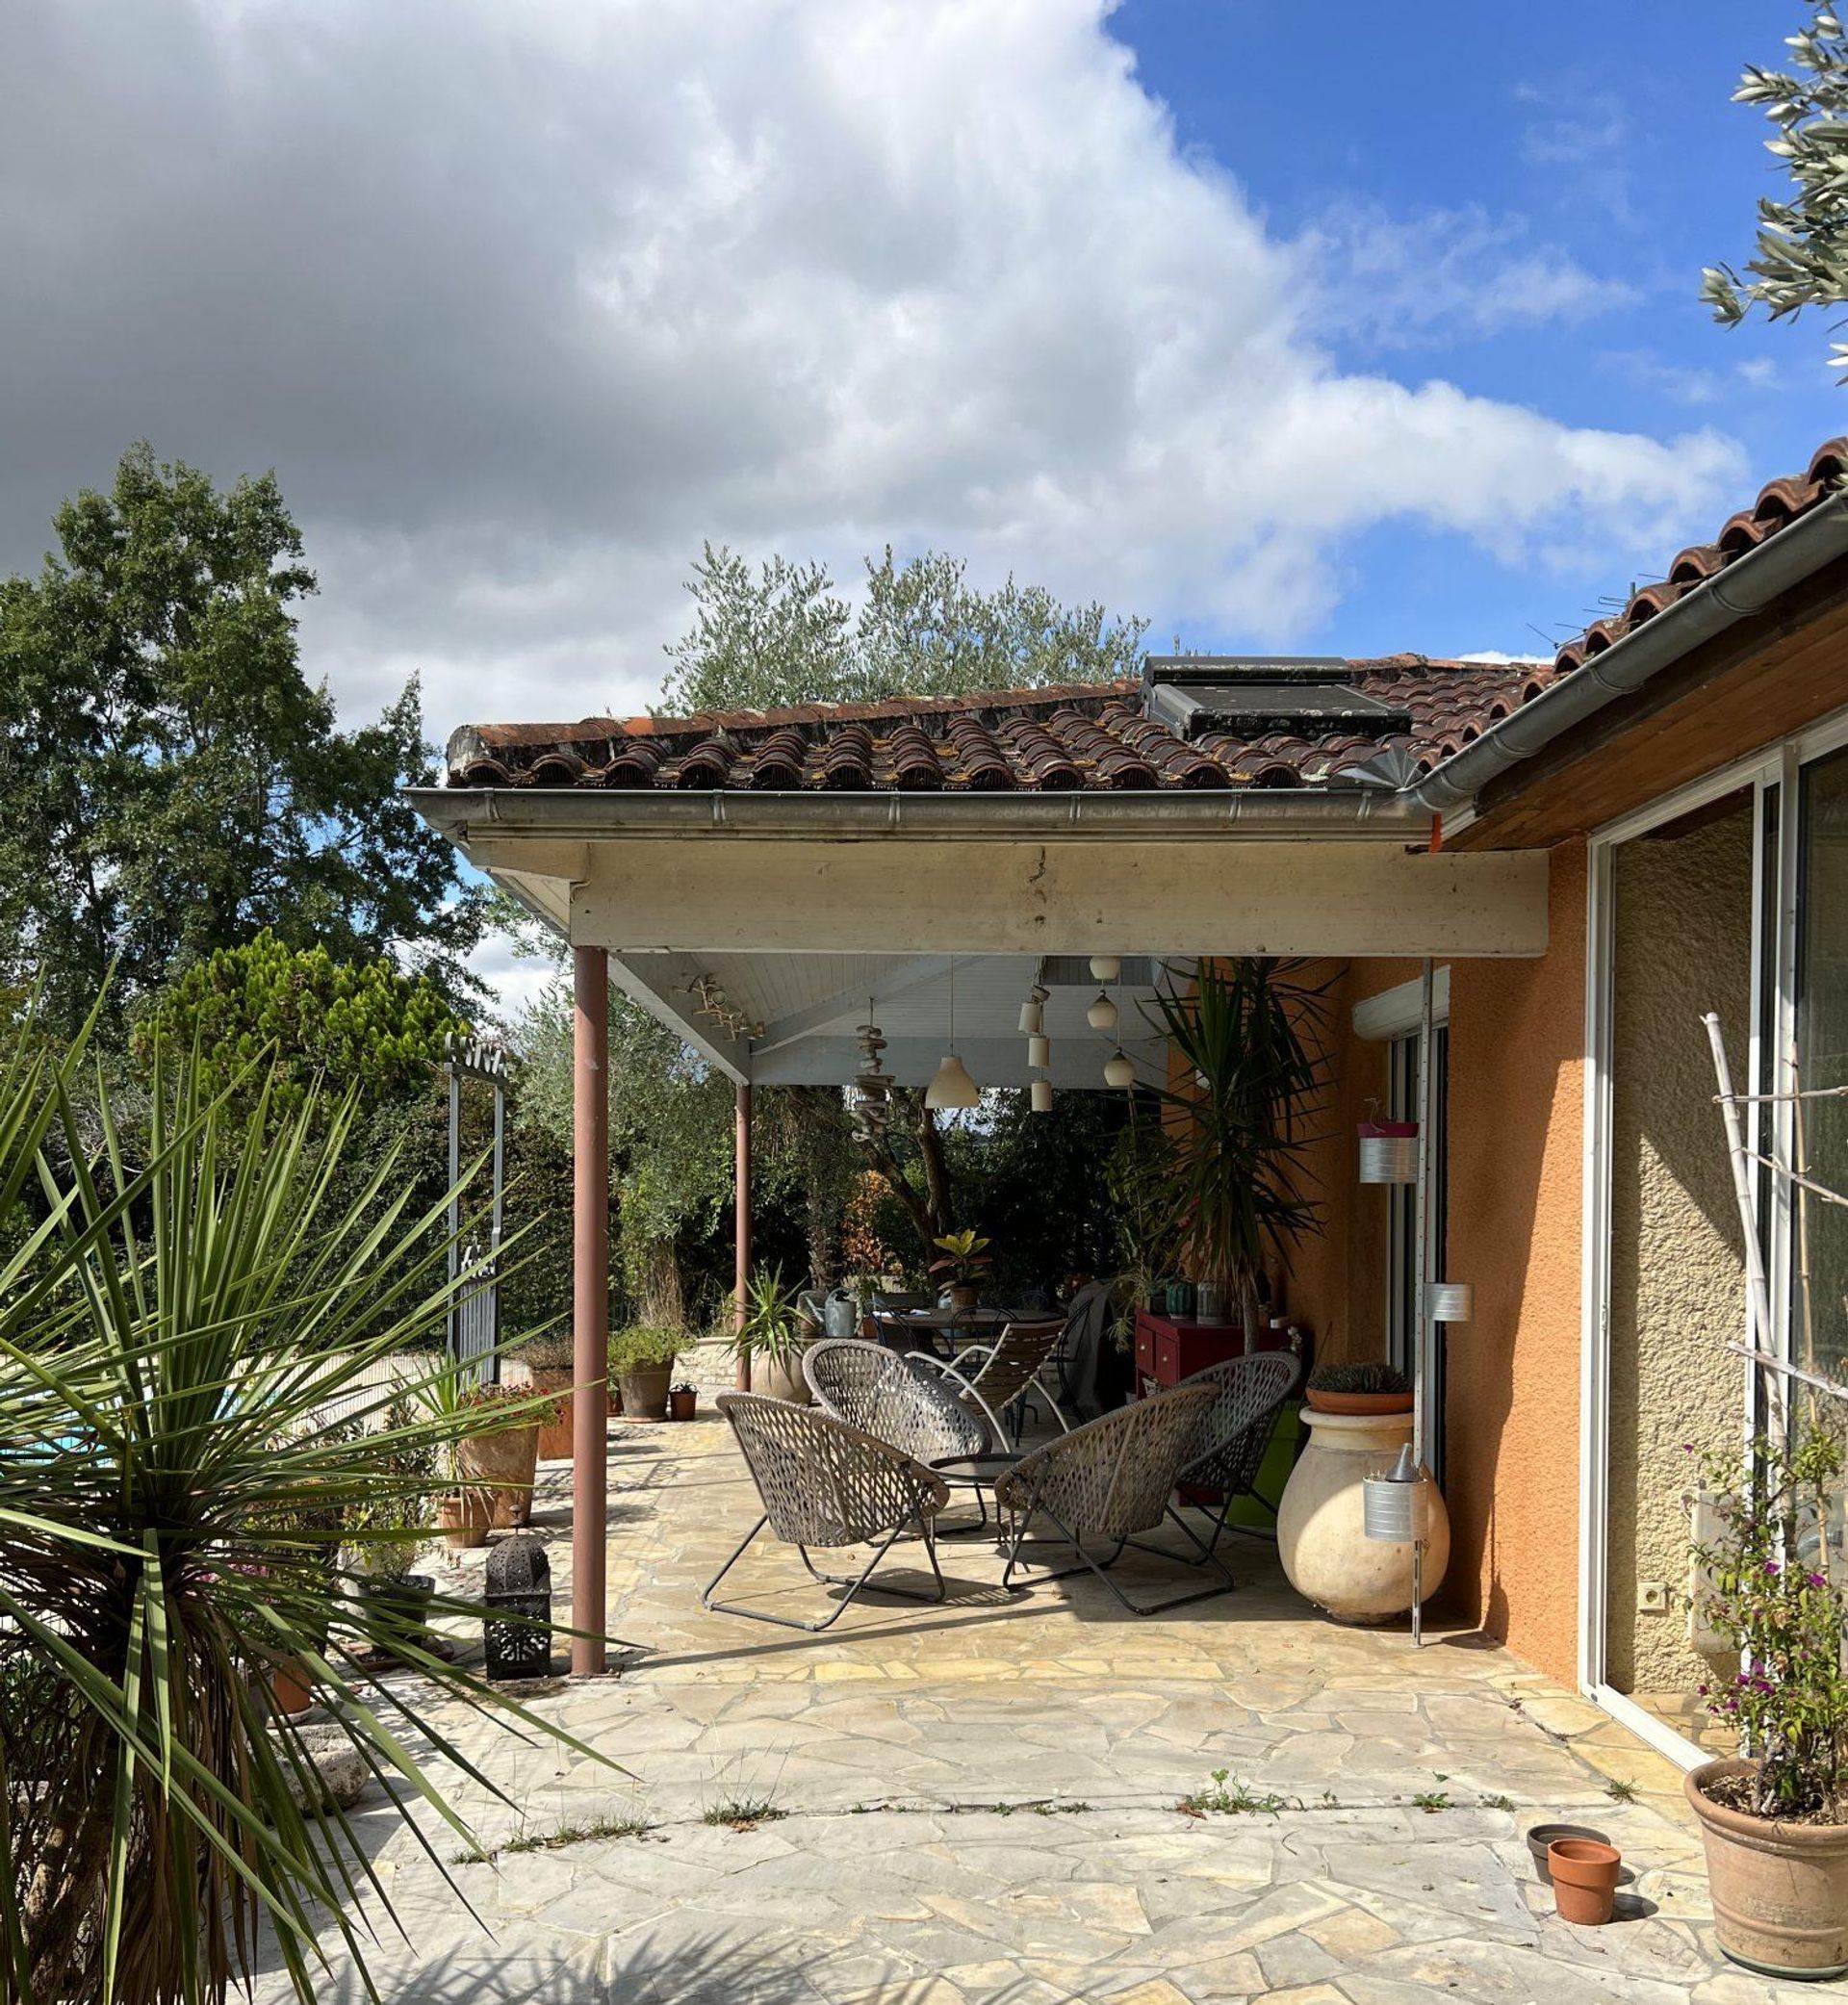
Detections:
0,1020,611,2003
1142,959,1330,1334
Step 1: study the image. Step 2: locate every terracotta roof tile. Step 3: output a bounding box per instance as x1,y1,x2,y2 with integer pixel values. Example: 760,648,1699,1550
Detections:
444,437,1847,797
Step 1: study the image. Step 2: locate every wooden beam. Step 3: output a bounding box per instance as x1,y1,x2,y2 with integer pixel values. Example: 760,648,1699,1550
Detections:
750,1034,1166,1089
605,951,751,1084
571,839,1549,959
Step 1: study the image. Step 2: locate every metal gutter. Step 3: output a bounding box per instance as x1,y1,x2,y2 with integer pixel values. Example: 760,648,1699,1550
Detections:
1409,487,1848,817
405,784,1432,846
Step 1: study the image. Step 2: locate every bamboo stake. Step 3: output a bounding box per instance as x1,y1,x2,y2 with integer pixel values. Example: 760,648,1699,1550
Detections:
1705,1012,1786,1444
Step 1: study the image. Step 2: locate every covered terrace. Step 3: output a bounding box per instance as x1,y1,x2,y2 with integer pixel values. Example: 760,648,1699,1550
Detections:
410,655,1553,1673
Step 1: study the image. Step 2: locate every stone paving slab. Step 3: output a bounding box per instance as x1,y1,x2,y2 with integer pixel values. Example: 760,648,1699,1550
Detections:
253,1376,1835,2003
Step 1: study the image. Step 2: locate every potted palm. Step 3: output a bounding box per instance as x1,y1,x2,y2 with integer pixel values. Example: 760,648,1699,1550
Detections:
0,1019,623,2005
609,1325,681,1419
728,1267,813,1402
1304,1361,1414,1416
1143,959,1327,1344
1685,1428,1848,1979
930,1229,993,1313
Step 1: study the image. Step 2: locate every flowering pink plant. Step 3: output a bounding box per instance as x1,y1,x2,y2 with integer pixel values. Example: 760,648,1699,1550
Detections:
1691,1427,1848,1820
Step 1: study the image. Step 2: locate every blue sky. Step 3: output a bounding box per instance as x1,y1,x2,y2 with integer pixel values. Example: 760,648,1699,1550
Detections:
1114,0,1841,659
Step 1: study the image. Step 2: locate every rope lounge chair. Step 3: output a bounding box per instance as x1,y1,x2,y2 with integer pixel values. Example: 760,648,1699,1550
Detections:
705,1393,950,1632
918,1316,1070,1449
805,1336,1008,1533
1168,1351,1299,1561
994,1382,1232,1616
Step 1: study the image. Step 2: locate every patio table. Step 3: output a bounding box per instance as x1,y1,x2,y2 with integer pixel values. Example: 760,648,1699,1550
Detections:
876,1305,1010,1359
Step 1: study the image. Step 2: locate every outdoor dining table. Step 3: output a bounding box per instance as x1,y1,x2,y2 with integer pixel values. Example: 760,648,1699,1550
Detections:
875,1304,1010,1360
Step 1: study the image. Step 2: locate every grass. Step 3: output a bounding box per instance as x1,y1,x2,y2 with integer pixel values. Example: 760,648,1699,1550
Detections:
451,1811,651,1864
1177,1768,1294,1818
1479,1793,1516,1812
704,1797,787,1832
1604,1777,1638,1803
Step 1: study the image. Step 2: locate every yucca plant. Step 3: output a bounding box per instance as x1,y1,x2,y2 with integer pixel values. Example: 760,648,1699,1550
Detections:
1142,959,1329,1335
0,1018,611,2004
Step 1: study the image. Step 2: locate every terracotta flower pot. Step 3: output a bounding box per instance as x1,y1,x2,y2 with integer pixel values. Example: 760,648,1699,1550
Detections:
1526,1822,1608,1885
618,1361,673,1421
1549,1838,1621,1926
949,1283,980,1313
527,1365,578,1460
459,1423,541,1529
438,1489,491,1549
265,1659,315,1719
668,1387,698,1421
1304,1389,1415,1416
1688,1758,1848,1979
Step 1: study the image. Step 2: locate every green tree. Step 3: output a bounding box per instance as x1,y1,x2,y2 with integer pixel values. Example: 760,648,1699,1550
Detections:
659,543,1148,714
131,929,466,1115
0,443,485,1038
1704,6,1848,368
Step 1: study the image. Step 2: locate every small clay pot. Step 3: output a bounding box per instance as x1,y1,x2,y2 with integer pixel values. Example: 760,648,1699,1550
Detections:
1304,1389,1415,1416
265,1660,315,1719
668,1387,698,1422
1526,1822,1608,1886
1549,1838,1621,1926
438,1490,491,1549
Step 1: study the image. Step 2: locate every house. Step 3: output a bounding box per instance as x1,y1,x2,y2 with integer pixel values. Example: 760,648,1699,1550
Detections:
410,434,1848,1761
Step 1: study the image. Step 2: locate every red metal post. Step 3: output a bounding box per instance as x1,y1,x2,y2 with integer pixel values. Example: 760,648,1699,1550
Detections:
734,1081,752,1391
571,945,608,1677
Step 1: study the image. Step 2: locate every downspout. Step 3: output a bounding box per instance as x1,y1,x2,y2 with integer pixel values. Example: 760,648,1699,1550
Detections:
1409,488,1848,818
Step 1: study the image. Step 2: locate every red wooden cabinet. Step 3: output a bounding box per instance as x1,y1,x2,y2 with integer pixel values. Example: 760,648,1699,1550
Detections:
1131,1311,1298,1394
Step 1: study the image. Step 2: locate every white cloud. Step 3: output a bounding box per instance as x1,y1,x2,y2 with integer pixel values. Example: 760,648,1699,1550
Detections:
1302,205,1636,348
0,0,1747,737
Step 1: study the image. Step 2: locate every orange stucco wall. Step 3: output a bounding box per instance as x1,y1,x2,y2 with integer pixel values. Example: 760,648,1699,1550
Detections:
1275,850,1588,1687
1443,840,1585,1685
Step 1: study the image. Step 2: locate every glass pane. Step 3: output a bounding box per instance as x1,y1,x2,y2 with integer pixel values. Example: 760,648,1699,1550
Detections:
1795,745,1848,1393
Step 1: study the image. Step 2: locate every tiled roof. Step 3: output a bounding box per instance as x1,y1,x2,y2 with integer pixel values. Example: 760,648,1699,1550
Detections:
445,436,1848,796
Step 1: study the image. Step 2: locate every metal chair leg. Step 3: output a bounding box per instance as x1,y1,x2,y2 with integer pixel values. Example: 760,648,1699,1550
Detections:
1002,1501,1236,1616
705,1514,946,1632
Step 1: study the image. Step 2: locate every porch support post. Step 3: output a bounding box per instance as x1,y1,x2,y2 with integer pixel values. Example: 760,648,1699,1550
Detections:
571,944,609,1677
734,1082,753,1391
1411,957,1435,1649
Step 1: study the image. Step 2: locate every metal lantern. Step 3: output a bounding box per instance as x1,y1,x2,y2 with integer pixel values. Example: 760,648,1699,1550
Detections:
1362,1445,1428,1544
1426,1281,1474,1324
483,1533,552,1681
1358,1119,1419,1185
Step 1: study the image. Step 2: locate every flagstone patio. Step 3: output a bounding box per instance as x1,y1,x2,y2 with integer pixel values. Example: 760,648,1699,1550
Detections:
270,1372,1820,2004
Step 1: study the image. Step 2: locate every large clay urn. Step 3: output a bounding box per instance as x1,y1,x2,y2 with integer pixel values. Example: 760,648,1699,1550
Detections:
1277,1406,1450,1623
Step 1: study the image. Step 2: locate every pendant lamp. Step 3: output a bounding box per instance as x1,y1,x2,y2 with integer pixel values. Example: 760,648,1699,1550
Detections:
1089,954,1121,982
1087,990,1118,1032
1104,1048,1135,1088
925,956,980,1109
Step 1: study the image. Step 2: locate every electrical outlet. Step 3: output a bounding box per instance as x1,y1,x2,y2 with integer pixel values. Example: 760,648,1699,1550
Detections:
1637,1581,1669,1615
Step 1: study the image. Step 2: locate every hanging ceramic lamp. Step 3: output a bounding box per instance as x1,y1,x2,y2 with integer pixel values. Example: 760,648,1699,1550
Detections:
925,955,980,1109
1026,1032,1050,1068
1104,1048,1135,1088
1087,990,1118,1032
1089,954,1121,982
1031,1079,1054,1113
925,1053,979,1109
